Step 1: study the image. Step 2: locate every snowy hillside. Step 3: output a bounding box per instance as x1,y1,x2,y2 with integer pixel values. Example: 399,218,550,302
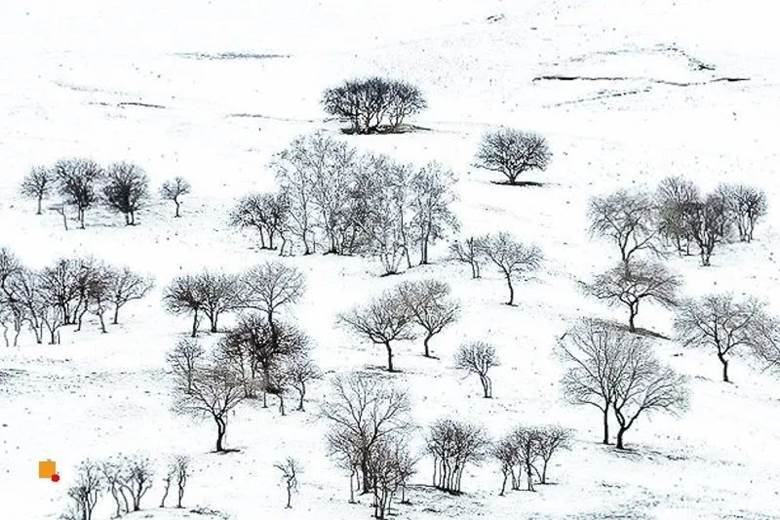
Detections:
1,0,780,519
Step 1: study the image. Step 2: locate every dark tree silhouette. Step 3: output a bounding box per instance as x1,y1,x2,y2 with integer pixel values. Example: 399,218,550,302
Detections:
160,177,191,217
396,278,460,358
474,128,552,185
588,190,660,264
454,341,499,398
20,165,53,215
54,157,103,229
479,232,542,305
102,162,150,225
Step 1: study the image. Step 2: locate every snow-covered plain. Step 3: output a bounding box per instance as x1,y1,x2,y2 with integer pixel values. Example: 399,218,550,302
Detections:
2,0,780,518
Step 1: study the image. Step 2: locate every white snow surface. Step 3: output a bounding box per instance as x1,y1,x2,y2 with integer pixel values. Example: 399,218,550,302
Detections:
1,0,780,518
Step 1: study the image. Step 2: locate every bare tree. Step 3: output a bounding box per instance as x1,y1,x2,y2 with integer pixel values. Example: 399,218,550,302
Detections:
685,193,731,266
396,279,460,358
427,418,489,494
20,165,53,215
510,426,541,491
534,425,572,484
173,455,190,508
174,363,248,452
449,237,483,279
224,313,307,406
116,455,155,511
716,183,768,242
492,435,519,496
321,372,412,493
242,262,304,325
160,177,191,218
655,176,700,255
54,158,103,229
582,260,681,332
752,318,780,375
167,338,205,394
230,192,290,251
557,318,631,445
285,352,322,411
365,437,414,519
163,275,204,337
479,232,542,305
102,162,150,225
588,190,660,264
105,267,154,324
66,459,102,520
322,77,426,134
455,341,499,398
674,294,766,382
610,346,688,449
410,162,460,264
338,290,416,372
474,128,552,185
274,457,301,509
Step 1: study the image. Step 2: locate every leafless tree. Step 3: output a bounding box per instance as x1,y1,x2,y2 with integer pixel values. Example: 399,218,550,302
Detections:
242,262,304,325
479,232,542,305
230,192,290,251
116,455,155,512
102,162,150,225
167,338,204,394
83,262,113,333
674,294,767,382
685,193,731,266
582,260,681,332
20,165,53,215
510,426,541,491
533,425,572,484
449,237,483,279
274,457,301,509
557,318,632,445
427,418,489,494
278,133,362,255
322,77,426,134
610,345,688,449
285,352,322,411
588,190,660,264
163,275,204,337
455,341,499,398
716,183,768,242
160,177,191,217
365,437,415,519
492,435,519,496
409,162,460,264
321,372,412,493
174,362,248,452
101,459,128,517
105,267,154,324
172,455,190,508
474,128,552,185
224,313,307,406
66,459,102,520
38,258,85,326
655,176,700,255
338,290,416,372
396,279,460,358
54,158,103,229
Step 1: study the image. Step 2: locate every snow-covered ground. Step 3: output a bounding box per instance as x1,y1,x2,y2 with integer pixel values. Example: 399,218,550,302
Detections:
2,0,780,518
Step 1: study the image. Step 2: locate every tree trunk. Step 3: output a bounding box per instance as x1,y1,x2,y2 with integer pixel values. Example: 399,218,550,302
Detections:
616,427,626,450
384,342,394,372
160,479,170,507
718,352,730,382
36,196,43,215
602,408,610,444
215,417,226,452
191,309,199,338
628,307,637,332
423,333,433,358
113,304,120,325
174,200,181,217
505,274,514,305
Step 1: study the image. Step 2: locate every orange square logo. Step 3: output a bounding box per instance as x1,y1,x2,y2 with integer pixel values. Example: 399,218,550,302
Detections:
38,460,56,479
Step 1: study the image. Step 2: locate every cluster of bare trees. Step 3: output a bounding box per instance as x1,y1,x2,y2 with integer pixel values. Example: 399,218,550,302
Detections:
558,319,689,449
455,341,500,398
0,247,153,346
450,232,543,305
60,455,190,520
322,77,426,134
167,261,321,450
474,128,553,185
322,373,415,519
589,179,768,271
230,133,459,273
20,158,192,228
492,425,571,495
338,278,460,371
